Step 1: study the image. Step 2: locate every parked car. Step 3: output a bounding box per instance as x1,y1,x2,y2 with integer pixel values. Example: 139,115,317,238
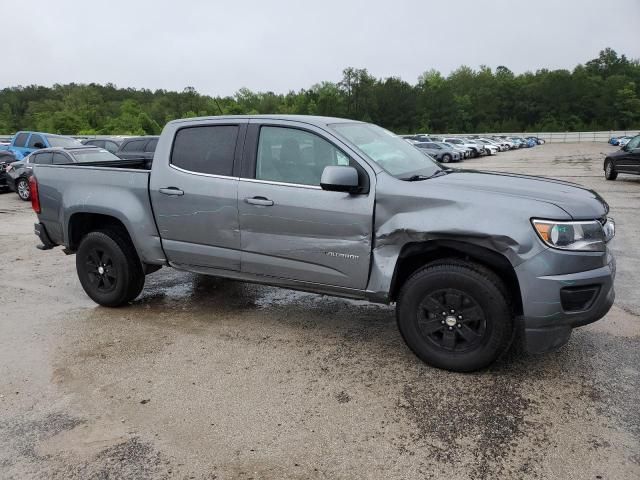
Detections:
82,137,125,154
0,131,82,160
0,150,16,191
476,139,499,155
527,136,545,145
414,142,461,163
6,146,120,200
495,136,517,149
115,136,159,160
441,141,470,159
443,137,483,157
30,115,616,372
481,138,508,151
464,138,489,156
604,134,640,180
509,137,526,148
618,137,632,148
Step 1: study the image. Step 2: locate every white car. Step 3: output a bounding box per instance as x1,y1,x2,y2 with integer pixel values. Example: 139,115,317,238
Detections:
480,138,507,152
444,138,484,158
476,140,499,155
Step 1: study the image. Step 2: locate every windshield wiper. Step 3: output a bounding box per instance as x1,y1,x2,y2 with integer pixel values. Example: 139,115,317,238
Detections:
401,170,448,181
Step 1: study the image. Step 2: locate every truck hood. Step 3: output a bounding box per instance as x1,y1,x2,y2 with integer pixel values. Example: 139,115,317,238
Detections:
434,169,609,219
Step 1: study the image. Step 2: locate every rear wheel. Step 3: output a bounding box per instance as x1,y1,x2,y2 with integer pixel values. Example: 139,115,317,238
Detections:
16,178,30,201
76,229,145,307
396,259,513,372
604,160,618,180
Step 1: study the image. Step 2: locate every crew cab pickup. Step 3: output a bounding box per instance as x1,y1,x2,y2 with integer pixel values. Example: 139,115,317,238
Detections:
0,131,82,160
30,115,616,372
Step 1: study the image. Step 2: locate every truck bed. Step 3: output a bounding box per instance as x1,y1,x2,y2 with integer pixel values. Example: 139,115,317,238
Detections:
32,161,165,265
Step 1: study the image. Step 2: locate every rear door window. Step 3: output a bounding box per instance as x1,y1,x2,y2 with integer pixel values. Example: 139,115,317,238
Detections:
13,133,29,147
144,138,158,152
122,139,147,152
104,141,119,153
52,152,71,164
33,152,53,164
171,126,238,176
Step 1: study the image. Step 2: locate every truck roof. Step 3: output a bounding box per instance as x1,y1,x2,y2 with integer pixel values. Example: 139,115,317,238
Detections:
167,115,363,127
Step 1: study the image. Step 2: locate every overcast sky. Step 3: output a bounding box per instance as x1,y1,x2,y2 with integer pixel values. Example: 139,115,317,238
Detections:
3,0,639,97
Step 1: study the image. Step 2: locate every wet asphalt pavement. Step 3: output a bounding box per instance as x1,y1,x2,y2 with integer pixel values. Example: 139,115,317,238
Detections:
0,143,639,479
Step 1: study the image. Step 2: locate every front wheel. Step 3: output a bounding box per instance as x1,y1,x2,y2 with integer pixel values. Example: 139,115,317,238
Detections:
441,154,451,163
396,260,513,372
76,230,145,307
604,160,618,180
16,178,30,201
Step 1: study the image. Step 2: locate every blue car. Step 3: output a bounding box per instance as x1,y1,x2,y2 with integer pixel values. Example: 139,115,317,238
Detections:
0,131,81,160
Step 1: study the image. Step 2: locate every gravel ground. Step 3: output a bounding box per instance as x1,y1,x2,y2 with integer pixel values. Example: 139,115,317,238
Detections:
0,142,638,479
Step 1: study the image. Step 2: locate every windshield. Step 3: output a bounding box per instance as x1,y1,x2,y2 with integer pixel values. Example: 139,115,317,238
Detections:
329,123,441,178
47,135,82,148
69,149,121,163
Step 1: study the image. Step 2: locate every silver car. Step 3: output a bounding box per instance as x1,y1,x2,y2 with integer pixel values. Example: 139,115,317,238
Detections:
414,142,461,163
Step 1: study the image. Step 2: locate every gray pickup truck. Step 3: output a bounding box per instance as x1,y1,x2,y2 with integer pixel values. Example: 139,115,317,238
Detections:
30,115,616,371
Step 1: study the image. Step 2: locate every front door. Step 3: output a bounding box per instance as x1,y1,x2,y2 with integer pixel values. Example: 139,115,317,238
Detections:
238,121,375,290
149,121,246,271
618,136,640,174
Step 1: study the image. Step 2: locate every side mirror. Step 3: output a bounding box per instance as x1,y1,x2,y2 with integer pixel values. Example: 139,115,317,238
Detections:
320,165,360,193
33,142,45,149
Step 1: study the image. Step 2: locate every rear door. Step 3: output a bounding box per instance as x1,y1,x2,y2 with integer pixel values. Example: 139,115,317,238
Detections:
237,120,375,290
149,120,246,271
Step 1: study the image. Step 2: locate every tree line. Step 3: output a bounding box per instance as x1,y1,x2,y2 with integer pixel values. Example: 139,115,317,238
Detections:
0,48,638,136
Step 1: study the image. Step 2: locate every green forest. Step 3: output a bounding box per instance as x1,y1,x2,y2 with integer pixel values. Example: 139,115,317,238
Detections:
1,48,638,136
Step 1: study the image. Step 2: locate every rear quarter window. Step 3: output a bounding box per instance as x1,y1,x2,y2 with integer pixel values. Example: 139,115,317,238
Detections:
171,125,238,176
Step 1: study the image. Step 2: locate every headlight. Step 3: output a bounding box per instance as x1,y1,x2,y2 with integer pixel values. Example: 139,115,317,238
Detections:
532,218,614,252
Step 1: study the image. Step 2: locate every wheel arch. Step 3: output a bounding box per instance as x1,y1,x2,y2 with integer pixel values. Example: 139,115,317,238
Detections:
68,212,133,252
388,239,523,316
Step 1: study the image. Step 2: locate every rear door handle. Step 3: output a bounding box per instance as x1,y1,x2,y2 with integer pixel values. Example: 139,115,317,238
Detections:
245,196,274,206
159,187,184,196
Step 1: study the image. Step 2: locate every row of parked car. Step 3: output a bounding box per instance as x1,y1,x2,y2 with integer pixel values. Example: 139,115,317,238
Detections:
0,131,159,200
400,134,544,163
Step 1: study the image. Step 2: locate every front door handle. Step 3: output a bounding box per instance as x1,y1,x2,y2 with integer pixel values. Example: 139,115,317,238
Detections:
159,187,184,196
245,196,274,206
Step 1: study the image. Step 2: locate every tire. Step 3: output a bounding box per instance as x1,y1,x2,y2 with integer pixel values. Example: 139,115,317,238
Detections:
396,259,513,372
16,177,30,201
76,229,145,307
472,149,479,158
442,154,452,163
604,160,618,180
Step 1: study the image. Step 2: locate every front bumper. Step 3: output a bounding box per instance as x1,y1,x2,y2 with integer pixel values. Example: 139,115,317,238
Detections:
516,249,615,354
